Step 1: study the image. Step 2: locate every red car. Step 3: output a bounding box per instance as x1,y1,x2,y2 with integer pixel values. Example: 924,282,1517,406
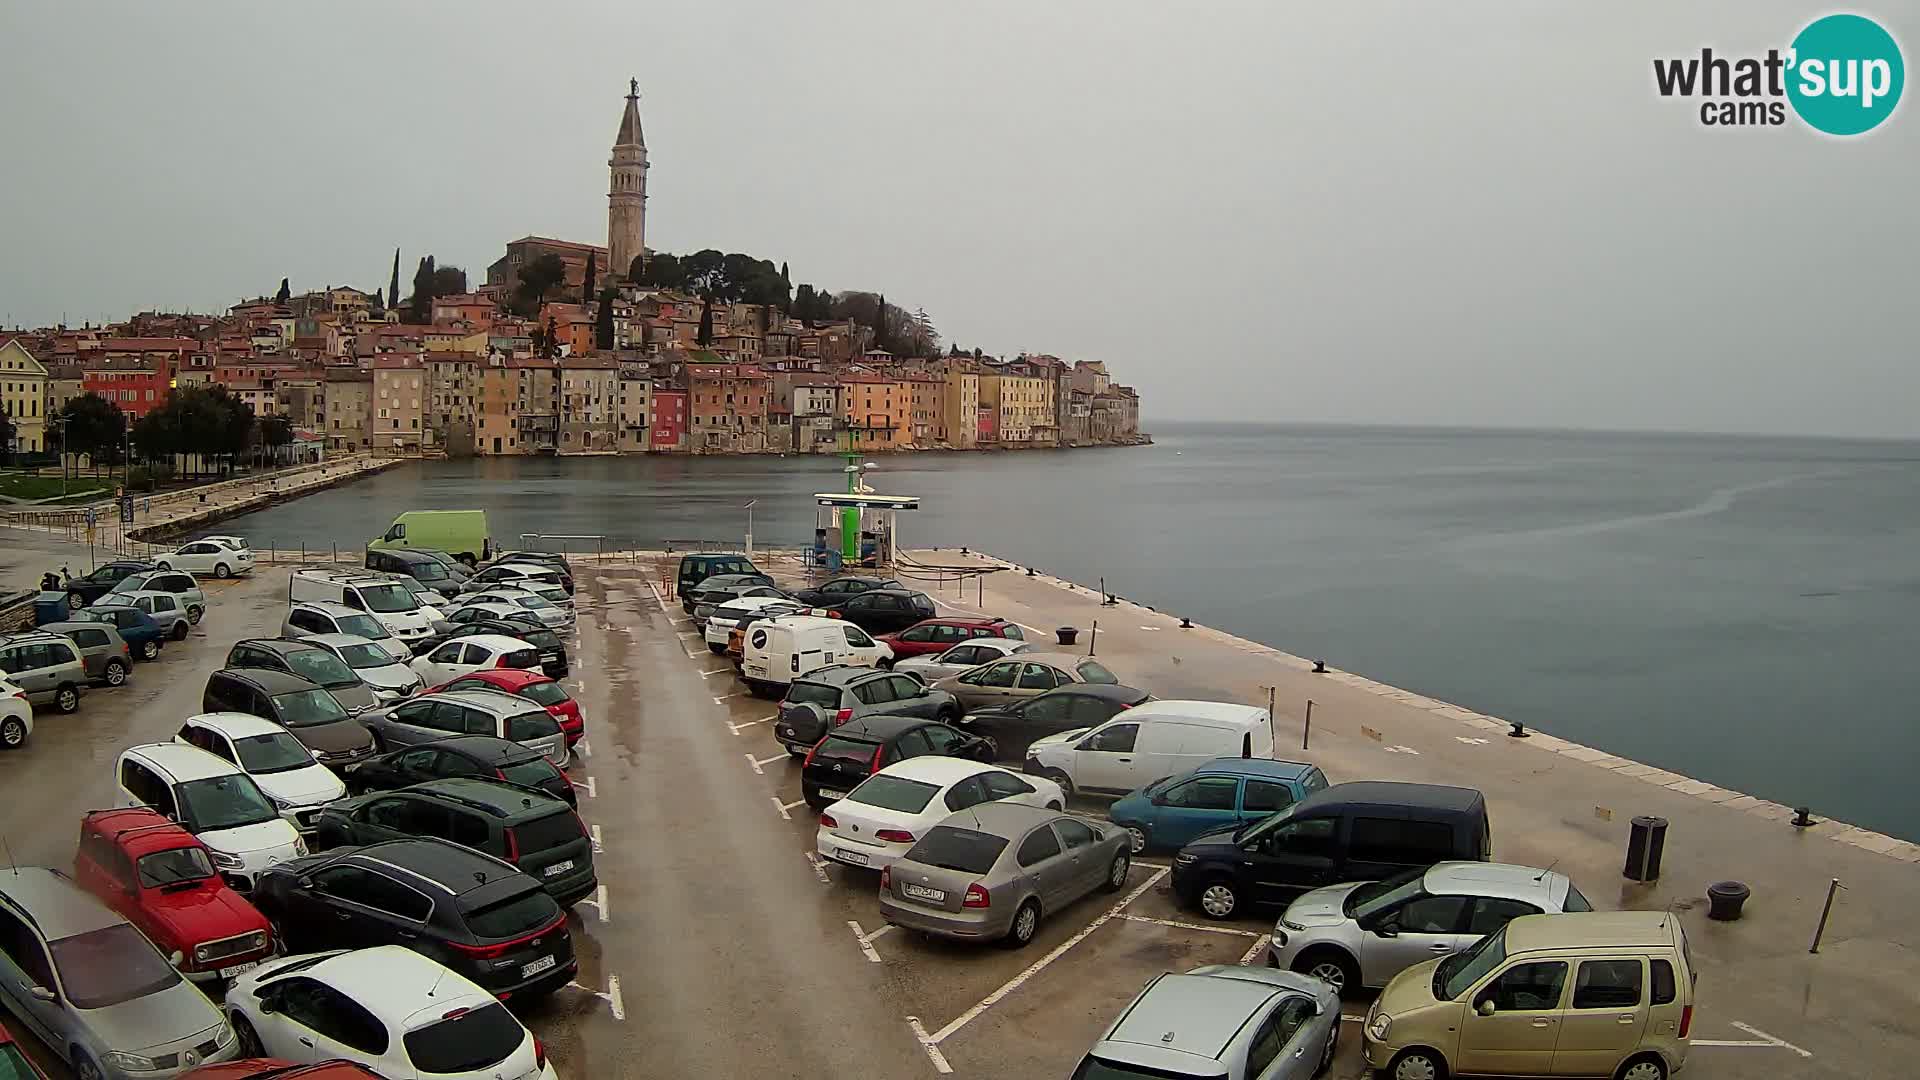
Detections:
72,808,275,983
184,1062,383,1078
878,616,1026,660
427,667,586,746
0,1021,48,1079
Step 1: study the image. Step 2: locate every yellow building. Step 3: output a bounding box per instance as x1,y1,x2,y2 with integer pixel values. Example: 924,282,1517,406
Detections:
0,339,50,454
979,372,1053,445
939,370,979,448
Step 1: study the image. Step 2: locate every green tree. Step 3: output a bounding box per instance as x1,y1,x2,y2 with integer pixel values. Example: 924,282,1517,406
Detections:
582,251,597,306
0,409,14,459
387,248,401,311
275,278,290,304
514,254,569,316
408,256,436,323
595,287,617,350
697,294,713,346
543,316,560,358
793,284,816,323
260,414,294,466
430,265,467,297
59,393,126,471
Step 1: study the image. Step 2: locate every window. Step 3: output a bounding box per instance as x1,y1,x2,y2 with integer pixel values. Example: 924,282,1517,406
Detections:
979,772,1033,801
888,729,933,760
1016,826,1063,866
1467,897,1542,936
1163,776,1239,810
942,775,989,812
0,908,54,989
854,679,896,706
1245,1009,1288,1076
1350,817,1458,864
1396,895,1470,933
1017,664,1058,690
362,797,416,831
1242,779,1294,814
506,711,558,741
898,625,934,643
1482,961,1568,1012
403,1003,521,1074
313,865,430,921
428,642,465,664
1055,818,1096,849
1563,884,1594,912
1076,660,1117,684
1262,816,1337,858
885,675,923,700
275,978,391,1055
1573,960,1643,1009
1082,723,1137,753
969,661,1019,688
1650,959,1677,1005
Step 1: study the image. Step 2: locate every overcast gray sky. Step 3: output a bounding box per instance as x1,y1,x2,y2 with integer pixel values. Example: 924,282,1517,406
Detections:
1,2,1913,437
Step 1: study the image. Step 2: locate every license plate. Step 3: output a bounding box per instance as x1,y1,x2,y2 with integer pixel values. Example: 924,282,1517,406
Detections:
902,883,945,902
834,848,870,866
544,860,574,877
521,954,557,978
819,790,849,802
219,961,259,979
747,664,767,676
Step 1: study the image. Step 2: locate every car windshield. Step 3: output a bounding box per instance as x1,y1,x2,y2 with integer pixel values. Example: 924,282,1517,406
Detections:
403,1003,524,1074
906,826,1008,874
847,775,939,813
1344,866,1429,919
465,887,560,940
336,642,394,669
284,650,357,688
336,613,392,640
409,562,450,582
272,689,350,727
1071,1058,1223,1080
501,758,561,788
358,583,417,613
1438,926,1509,1000
233,731,316,774
177,774,280,831
518,682,569,707
786,683,841,709
137,846,215,887
49,924,182,1009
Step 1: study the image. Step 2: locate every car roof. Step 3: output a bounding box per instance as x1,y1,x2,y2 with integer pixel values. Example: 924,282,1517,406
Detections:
293,599,365,617
235,637,328,657
334,839,519,895
917,615,1008,628
212,667,323,694
1128,700,1268,725
412,777,567,819
1193,757,1317,781
432,689,543,714
1504,911,1680,952
0,629,72,643
1422,862,1569,904
757,615,844,632
81,807,201,855
308,632,397,652
0,867,128,940
716,595,801,610
1292,781,1485,815
1107,970,1294,1060
124,741,246,781
184,711,298,739
448,668,549,689
861,587,928,599
445,634,538,653
682,552,749,562
424,735,543,763
1042,682,1150,702
303,944,488,1008
881,756,996,786
796,665,887,687
832,714,937,741
937,799,1060,837
37,620,117,635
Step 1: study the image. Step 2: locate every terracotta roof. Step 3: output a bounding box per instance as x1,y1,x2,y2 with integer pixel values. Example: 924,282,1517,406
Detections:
372,355,420,370
96,337,199,351
506,236,609,255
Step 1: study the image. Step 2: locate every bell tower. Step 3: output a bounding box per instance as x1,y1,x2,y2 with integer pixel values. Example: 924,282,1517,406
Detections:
608,78,648,282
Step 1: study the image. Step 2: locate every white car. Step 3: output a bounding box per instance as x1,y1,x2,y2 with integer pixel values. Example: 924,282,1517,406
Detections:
452,589,571,629
895,638,1035,682
306,631,423,702
0,676,32,749
226,946,558,1079
409,633,544,686
703,595,806,653
156,538,255,578
114,742,305,890
174,712,346,832
464,562,572,604
816,756,1066,871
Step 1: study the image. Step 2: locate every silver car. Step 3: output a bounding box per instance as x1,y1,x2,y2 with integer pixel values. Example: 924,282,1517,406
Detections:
879,801,1131,947
894,638,1033,683
453,589,571,629
0,866,240,1078
106,570,207,624
303,632,422,703
932,651,1123,710
1078,965,1339,1080
360,688,569,766
115,591,194,642
1267,861,1589,993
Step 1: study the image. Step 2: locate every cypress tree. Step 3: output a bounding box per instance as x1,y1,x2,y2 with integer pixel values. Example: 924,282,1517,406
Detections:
274,278,290,304
595,288,616,350
387,248,401,311
697,295,713,346
583,252,598,306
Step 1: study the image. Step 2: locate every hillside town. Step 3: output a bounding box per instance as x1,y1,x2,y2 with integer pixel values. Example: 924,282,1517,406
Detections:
0,82,1144,463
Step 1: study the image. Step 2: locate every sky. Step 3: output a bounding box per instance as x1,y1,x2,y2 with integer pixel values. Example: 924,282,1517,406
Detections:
0,2,1914,438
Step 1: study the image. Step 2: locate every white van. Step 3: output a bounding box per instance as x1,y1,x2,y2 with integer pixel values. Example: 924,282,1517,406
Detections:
740,615,891,694
289,569,443,652
1025,700,1276,796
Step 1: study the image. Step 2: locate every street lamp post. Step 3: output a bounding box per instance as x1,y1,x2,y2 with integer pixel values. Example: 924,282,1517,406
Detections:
744,499,757,559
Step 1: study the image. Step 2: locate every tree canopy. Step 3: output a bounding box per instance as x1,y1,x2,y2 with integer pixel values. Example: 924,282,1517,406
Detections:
58,393,127,464
640,249,789,308
513,254,569,316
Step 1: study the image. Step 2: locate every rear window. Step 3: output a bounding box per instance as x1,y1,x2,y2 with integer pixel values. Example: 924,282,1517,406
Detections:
284,650,357,688
402,1003,524,1074
815,734,879,763
1563,884,1594,912
786,682,841,709
510,810,584,854
1001,625,1024,640
500,649,541,671
500,759,561,789
1650,959,1677,1005
521,628,561,650
848,775,939,813
906,826,1008,874
518,682,569,707
1071,1057,1221,1080
505,711,560,741
1076,660,1118,684
463,887,561,939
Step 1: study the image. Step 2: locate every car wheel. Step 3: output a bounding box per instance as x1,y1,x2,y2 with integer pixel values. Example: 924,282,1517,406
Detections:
156,560,172,570
72,1050,105,1080
214,562,231,578
140,639,160,660
936,706,961,725
172,621,190,641
708,642,726,655
1198,878,1239,919
1045,799,1063,811
1004,899,1041,948
1294,948,1359,995
0,717,27,749
1122,825,1149,854
878,657,894,670
1390,1048,1448,1080
66,591,84,610
232,1014,265,1058
187,604,203,624
458,552,478,568
1103,851,1130,892
54,685,80,714
1315,1024,1337,1078
103,659,128,686
1041,768,1074,798
1616,1055,1668,1080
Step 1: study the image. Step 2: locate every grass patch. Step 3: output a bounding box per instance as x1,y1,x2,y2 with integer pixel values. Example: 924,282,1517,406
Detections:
0,472,117,501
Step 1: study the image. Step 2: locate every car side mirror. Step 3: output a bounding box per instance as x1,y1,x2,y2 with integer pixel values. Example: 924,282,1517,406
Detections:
256,994,277,1014
168,949,186,967
29,986,55,1003
1149,792,1168,807
1373,922,1399,938
1475,998,1497,1017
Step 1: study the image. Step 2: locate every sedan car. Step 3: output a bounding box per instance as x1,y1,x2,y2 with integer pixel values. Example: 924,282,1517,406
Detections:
225,947,558,1078
877,616,1025,661
463,561,572,601
448,590,570,629
894,637,1032,682
72,604,167,661
823,588,938,635
155,539,254,579
1075,965,1339,1080
302,633,423,703
787,575,901,607
815,756,1065,872
107,569,208,624
800,715,995,808
879,801,1130,947
342,735,575,807
961,681,1151,762
60,560,157,610
427,668,585,746
934,651,1124,710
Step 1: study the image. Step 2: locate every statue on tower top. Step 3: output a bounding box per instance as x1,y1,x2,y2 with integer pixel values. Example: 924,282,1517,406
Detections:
629,77,638,98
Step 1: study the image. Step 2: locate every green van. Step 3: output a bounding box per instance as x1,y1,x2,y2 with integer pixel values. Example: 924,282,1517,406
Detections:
370,510,492,566
676,552,761,602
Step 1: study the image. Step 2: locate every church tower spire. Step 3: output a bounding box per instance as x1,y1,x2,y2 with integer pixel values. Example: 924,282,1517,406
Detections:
608,78,648,282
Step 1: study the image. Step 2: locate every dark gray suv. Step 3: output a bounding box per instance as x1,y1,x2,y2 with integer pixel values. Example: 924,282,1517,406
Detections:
775,666,959,755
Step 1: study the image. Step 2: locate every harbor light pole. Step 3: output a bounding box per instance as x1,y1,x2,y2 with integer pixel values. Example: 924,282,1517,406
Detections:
744,499,756,560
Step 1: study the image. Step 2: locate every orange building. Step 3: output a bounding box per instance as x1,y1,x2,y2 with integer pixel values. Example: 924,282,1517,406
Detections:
840,374,911,451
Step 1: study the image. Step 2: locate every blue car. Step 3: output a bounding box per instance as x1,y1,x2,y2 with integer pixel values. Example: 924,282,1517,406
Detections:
72,604,167,661
1108,757,1330,854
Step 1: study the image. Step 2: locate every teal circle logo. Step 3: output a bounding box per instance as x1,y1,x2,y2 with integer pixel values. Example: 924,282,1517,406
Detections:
1787,14,1905,135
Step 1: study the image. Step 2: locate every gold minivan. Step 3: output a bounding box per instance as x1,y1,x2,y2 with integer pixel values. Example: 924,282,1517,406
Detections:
1363,911,1694,1080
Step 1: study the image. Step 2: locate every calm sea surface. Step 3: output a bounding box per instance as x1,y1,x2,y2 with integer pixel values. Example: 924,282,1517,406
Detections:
219,424,1920,840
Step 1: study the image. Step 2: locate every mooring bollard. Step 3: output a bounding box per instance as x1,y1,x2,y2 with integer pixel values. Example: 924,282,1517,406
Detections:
1706,880,1750,921
1179,616,1192,628
1508,720,1529,738
1055,626,1078,647
1792,806,1817,828
1312,659,1327,673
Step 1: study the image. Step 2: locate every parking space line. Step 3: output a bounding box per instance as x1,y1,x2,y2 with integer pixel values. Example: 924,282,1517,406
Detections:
590,824,603,853
1113,912,1260,938
865,923,896,941
771,796,792,821
1693,1022,1813,1057
728,715,777,735
905,1017,953,1075
576,738,593,758
848,920,884,963
643,579,669,611
572,776,597,799
1238,933,1270,965
746,752,788,775
683,649,704,660
804,851,832,884
700,667,732,677
607,974,625,1021
781,798,809,813
713,692,745,703
575,884,610,924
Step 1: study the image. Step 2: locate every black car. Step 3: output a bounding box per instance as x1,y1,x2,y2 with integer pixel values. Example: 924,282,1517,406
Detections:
365,547,467,600
423,614,568,677
203,668,377,767
62,561,157,609
775,666,961,755
823,588,937,635
683,572,777,615
343,735,575,806
788,576,903,607
253,838,576,999
962,683,1153,762
800,715,995,808
225,638,380,714
311,777,597,907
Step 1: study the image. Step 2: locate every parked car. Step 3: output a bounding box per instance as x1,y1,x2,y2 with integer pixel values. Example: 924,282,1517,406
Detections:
301,633,423,703
407,548,474,584
461,563,571,604
202,669,377,768
0,630,89,712
364,547,464,601
114,742,307,892
311,778,595,907
680,571,776,614
155,539,253,579
0,676,31,749
72,604,167,660
361,688,568,765
60,560,156,610
250,838,576,1000
740,615,891,695
879,802,1130,947
116,590,195,641
225,639,379,715
73,808,276,983
289,571,440,652
877,616,1025,662
38,620,134,687
174,713,347,832
447,590,569,629
822,588,938,635
426,668,584,746
0,1021,46,1079
107,569,208,624
1172,782,1493,920
422,615,567,678
1110,757,1330,854
342,735,574,807
482,550,572,578
1027,699,1274,798
703,595,806,654
675,553,761,605
408,634,543,687
960,681,1150,762
691,584,790,629
373,573,446,613
816,757,1066,871
0,866,241,1079
787,575,901,607
800,716,995,808
775,666,960,755
182,1058,384,1078
1364,912,1694,1080
933,651,1122,711
1077,965,1340,1080
1269,861,1591,994
282,602,412,662
225,946,558,1078
894,637,1032,682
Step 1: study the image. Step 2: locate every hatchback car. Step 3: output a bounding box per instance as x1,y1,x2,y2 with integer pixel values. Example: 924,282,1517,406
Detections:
1269,861,1591,994
787,575,901,607
427,669,585,746
815,757,1066,871
72,605,167,661
1109,758,1330,855
0,866,241,1078
362,689,568,765
202,669,377,768
282,602,411,662
342,736,574,807
422,616,567,678
115,591,195,641
879,802,1130,947
0,631,89,713
155,540,253,579
301,633,422,703
823,588,938,635
681,571,775,614
60,560,157,609
934,651,1123,710
407,635,543,687
691,584,792,629
0,677,31,749
703,596,806,654
38,621,134,688
877,616,1025,661
225,639,379,715
1076,965,1339,1080
108,570,207,624
115,743,307,892
225,946,558,1078
775,667,960,755
251,839,577,1001
894,637,1032,682
174,713,347,833
800,716,995,808
73,808,276,984
961,681,1151,762
447,590,570,629
311,779,595,907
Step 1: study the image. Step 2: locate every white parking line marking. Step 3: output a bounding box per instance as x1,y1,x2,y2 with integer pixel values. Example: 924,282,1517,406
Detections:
744,752,787,775
781,798,808,813
804,851,832,884
606,974,625,1021
848,920,884,963
574,884,610,924
643,580,668,611
590,824,604,853
1114,912,1260,938
865,923,896,941
1341,1014,1366,1023
1692,1022,1812,1057
906,1017,953,1074
1455,736,1489,745
571,776,597,799
713,692,745,703
576,738,593,758
1238,933,1270,965
700,668,732,677
771,796,792,821
727,715,777,735
684,649,704,660
678,630,700,638
1384,744,1421,755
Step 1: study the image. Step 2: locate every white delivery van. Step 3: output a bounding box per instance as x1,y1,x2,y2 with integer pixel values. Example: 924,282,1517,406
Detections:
1025,700,1276,796
739,615,892,695
289,569,443,653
